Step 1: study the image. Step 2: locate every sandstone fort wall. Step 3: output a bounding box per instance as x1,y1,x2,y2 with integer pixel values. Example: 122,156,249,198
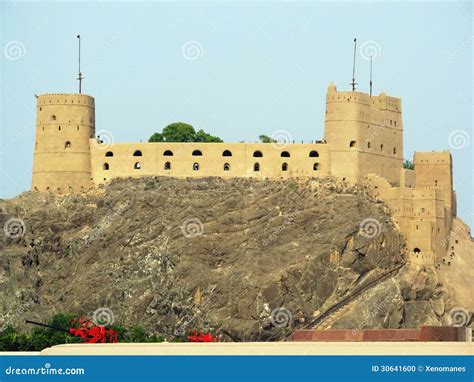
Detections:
90,142,331,185
30,84,457,265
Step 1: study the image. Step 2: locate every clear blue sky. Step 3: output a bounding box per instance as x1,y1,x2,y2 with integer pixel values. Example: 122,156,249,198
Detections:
0,1,472,228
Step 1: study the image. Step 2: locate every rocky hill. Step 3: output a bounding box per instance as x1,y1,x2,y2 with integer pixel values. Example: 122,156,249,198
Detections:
0,177,472,341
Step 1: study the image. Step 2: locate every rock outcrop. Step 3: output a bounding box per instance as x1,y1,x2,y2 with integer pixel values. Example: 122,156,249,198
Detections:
0,177,471,340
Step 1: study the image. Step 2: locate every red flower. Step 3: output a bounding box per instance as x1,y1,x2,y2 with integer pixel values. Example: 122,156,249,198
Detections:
187,330,219,342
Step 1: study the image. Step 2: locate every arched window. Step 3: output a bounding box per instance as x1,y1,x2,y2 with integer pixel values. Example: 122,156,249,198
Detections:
133,150,142,157
65,141,71,149
103,163,110,170
164,161,171,170
309,150,319,157
223,163,230,171
282,162,288,171
163,150,173,156
222,150,232,157
281,151,290,157
313,163,319,171
253,162,260,171
192,150,202,156
349,141,356,148
193,162,200,171
413,247,421,254
253,150,263,157
134,162,141,169
105,151,114,157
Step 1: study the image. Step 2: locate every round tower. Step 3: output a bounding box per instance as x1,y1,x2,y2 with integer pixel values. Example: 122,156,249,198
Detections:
32,93,95,193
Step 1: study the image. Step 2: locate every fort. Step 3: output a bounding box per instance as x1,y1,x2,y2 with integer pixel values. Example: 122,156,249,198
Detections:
31,82,456,266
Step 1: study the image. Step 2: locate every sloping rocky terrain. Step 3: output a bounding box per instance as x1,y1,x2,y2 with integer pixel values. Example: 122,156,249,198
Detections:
0,177,471,341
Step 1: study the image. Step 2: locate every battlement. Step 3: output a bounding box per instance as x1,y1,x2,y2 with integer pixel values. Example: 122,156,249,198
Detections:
414,151,452,165
37,93,95,107
326,83,401,113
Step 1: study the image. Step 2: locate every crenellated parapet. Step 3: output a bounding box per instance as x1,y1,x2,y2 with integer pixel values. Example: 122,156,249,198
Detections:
326,84,401,114
36,93,95,106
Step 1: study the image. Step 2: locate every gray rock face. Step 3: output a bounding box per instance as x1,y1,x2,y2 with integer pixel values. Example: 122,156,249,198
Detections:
0,177,452,340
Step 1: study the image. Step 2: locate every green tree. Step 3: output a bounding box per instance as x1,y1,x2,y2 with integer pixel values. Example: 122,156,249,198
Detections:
259,134,277,143
403,159,415,170
148,132,164,142
195,129,222,142
149,122,222,143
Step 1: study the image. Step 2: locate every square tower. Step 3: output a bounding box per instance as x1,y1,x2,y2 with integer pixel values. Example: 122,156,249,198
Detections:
323,83,403,184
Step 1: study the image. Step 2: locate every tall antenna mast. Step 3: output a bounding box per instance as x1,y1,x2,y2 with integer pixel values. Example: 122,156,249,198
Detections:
369,55,373,97
350,38,357,91
77,34,84,94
